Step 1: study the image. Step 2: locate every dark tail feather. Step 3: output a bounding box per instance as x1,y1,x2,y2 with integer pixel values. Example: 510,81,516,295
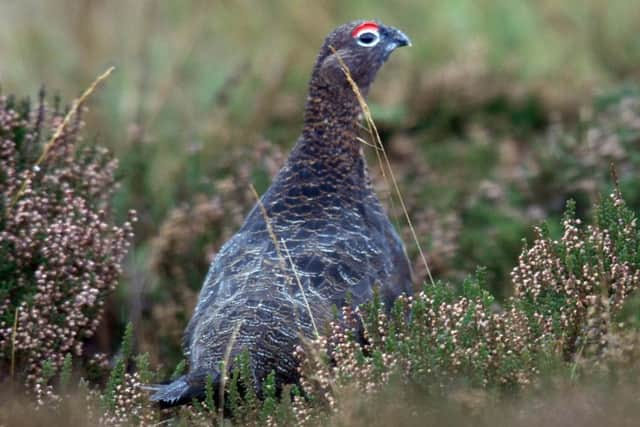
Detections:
147,371,218,407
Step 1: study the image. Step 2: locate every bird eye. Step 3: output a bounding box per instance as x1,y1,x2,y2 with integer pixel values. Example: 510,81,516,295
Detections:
357,30,380,47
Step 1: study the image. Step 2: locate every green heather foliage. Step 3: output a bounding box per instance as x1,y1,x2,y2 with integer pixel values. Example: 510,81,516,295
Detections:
100,323,159,425
59,353,73,392
103,322,134,411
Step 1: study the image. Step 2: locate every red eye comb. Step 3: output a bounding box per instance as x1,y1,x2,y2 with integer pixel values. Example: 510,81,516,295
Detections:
352,21,379,37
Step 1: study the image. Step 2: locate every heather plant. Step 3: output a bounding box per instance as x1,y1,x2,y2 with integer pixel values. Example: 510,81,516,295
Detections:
0,90,135,392
282,187,640,426
295,272,543,408
512,189,640,360
453,85,640,297
100,323,157,426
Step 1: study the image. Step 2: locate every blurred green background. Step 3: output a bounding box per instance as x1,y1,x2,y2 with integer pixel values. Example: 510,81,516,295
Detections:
2,0,639,371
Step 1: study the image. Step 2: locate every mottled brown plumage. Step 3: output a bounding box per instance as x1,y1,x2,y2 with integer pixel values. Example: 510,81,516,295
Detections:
150,20,412,406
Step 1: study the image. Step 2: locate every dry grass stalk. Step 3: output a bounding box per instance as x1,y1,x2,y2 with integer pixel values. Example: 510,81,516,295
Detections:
249,184,285,269
6,65,116,214
282,238,320,338
249,185,320,338
219,320,243,425
328,45,435,286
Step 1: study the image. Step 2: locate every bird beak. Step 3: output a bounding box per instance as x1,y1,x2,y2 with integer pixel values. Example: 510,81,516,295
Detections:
391,28,412,48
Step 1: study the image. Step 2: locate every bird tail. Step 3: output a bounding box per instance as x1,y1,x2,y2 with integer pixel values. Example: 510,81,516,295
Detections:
146,370,219,407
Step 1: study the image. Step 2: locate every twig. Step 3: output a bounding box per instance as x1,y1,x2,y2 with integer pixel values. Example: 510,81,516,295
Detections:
329,46,436,286
6,66,116,214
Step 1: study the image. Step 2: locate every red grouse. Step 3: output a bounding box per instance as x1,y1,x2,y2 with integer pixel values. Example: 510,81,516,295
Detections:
151,20,413,406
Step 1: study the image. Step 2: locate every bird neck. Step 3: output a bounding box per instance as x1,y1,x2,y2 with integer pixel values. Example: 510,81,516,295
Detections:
300,77,365,158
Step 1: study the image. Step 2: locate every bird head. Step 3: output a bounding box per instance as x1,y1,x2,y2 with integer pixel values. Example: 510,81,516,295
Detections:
314,20,411,93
